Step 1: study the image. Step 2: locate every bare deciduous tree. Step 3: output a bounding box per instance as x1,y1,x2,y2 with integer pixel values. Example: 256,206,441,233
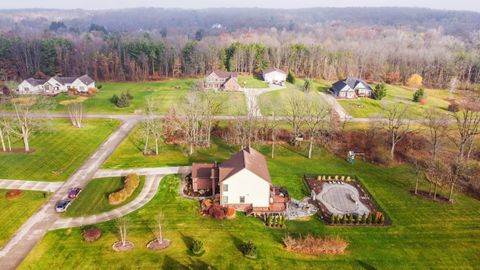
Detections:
303,95,330,159
143,98,163,155
451,100,480,162
283,91,307,144
9,96,54,152
424,108,449,161
67,101,84,128
115,217,129,247
382,102,413,159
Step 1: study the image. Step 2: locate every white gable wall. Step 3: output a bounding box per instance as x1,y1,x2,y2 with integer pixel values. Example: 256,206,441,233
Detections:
71,79,95,92
263,71,287,84
17,81,42,95
47,78,70,92
221,169,270,208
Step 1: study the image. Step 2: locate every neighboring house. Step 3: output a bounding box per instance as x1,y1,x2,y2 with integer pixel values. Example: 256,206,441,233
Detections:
16,78,47,94
71,74,96,93
262,68,287,85
204,70,241,91
191,147,288,213
329,77,372,99
17,74,96,95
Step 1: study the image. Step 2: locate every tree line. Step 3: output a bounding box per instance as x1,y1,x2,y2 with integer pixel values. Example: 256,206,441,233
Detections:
1,26,480,89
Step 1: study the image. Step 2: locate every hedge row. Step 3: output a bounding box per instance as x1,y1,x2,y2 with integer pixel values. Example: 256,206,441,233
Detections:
108,174,140,205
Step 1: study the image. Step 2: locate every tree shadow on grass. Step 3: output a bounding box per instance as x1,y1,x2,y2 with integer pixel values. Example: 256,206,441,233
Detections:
356,260,377,270
188,258,218,270
163,255,188,270
179,232,194,253
229,234,244,254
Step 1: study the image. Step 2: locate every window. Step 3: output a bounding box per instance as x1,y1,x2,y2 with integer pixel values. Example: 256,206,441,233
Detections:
223,184,228,192
239,196,245,203
222,196,228,204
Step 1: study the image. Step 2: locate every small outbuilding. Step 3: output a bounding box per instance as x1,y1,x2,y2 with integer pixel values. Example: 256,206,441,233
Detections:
262,68,287,85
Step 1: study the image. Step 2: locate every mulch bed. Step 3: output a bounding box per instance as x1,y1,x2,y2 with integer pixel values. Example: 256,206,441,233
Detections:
112,241,135,252
0,148,35,154
410,190,450,203
147,239,171,250
5,189,23,200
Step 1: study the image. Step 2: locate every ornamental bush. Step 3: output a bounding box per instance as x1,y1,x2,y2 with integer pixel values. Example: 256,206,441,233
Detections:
82,226,102,242
191,240,204,255
108,174,140,205
330,213,335,224
361,213,367,224
348,214,353,224
240,241,258,259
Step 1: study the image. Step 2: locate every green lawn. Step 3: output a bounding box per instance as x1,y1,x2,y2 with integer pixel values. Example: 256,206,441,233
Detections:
0,118,120,181
259,80,330,116
19,140,480,269
0,190,49,248
64,177,145,217
337,84,455,119
53,80,246,115
238,75,269,88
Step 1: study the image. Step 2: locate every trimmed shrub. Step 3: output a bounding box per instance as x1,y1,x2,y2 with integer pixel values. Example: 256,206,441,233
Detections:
348,214,353,224
108,174,140,205
191,240,204,255
208,205,225,220
240,241,258,259
335,215,340,224
341,214,347,224
330,213,335,224
448,101,460,112
287,71,296,84
5,189,23,200
283,234,349,255
356,214,361,225
380,215,385,224
413,88,425,102
361,213,367,224
225,207,236,219
369,213,375,224
82,227,102,242
267,214,273,226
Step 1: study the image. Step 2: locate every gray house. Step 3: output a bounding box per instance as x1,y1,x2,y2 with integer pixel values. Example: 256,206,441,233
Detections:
330,78,372,99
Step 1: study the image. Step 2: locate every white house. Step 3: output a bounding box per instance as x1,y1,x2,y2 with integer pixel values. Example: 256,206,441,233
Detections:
330,77,373,99
262,68,287,85
17,74,96,95
16,78,47,94
71,74,96,93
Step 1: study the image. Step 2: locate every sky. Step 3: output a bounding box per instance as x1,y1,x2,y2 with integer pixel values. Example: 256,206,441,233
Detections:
0,0,479,12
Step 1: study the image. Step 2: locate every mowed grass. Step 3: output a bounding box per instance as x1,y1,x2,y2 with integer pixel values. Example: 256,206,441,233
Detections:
238,75,269,88
0,190,49,248
64,176,145,217
0,118,120,181
259,79,331,116
19,140,480,269
337,84,455,119
53,80,246,115
103,126,240,169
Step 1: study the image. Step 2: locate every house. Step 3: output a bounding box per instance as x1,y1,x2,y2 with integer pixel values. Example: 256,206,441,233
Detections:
204,70,241,91
17,75,96,95
71,74,96,93
190,147,287,213
329,77,372,99
16,78,47,94
262,68,287,85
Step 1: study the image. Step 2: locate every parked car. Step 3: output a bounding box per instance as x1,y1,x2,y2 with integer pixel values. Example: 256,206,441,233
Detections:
55,199,72,213
68,187,82,199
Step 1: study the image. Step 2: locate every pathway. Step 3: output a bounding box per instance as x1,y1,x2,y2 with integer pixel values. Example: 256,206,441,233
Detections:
318,92,352,120
242,84,286,117
0,180,63,193
0,118,138,270
94,166,191,178
51,174,163,229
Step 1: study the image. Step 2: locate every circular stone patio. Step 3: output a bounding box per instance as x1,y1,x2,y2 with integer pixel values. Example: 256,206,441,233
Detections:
316,182,370,216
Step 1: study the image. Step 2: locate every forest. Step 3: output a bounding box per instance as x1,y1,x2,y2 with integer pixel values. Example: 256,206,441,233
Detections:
0,7,479,89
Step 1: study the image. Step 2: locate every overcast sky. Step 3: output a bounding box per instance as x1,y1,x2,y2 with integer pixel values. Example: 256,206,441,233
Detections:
0,0,479,12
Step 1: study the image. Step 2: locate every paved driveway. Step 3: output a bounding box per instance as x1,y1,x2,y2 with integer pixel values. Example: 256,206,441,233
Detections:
0,180,63,192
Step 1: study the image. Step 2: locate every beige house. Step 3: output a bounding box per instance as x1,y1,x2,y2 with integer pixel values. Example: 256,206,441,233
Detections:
204,70,241,91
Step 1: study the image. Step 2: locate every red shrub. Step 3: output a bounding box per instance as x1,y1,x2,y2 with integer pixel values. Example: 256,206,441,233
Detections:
208,205,225,219
82,227,102,242
5,189,23,200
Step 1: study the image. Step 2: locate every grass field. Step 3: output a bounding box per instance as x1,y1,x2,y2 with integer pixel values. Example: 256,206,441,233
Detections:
0,190,49,248
53,80,246,115
64,177,145,217
0,119,119,181
19,140,480,269
338,84,455,119
258,79,331,116
238,75,269,88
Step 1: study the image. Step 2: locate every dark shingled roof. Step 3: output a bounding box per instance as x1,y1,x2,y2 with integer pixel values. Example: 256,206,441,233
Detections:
52,76,76,84
77,74,95,85
25,78,47,86
330,77,372,93
219,147,271,184
208,70,238,79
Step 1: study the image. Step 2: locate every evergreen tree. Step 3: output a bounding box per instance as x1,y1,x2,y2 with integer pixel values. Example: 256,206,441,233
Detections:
361,213,367,224
348,214,353,224
287,71,296,84
372,83,387,100
330,213,335,224
413,88,425,102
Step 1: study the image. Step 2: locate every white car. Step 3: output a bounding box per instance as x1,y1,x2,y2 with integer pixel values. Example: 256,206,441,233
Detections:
55,199,72,213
